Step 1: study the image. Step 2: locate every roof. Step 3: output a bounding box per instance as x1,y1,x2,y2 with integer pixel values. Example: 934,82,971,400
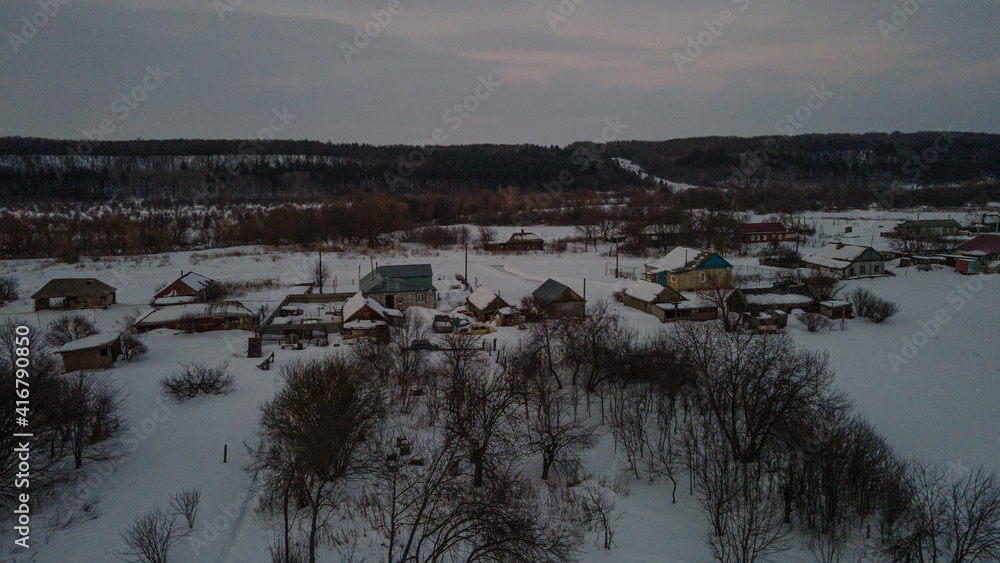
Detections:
645,247,729,274
360,272,434,294
377,264,433,279
625,280,673,303
656,293,714,310
32,278,116,299
532,279,583,303
468,286,504,310
803,243,880,270
731,284,820,307
57,332,120,353
343,292,402,323
135,301,255,325
741,222,789,235
508,231,543,242
956,234,1000,255
898,219,961,228
156,272,214,298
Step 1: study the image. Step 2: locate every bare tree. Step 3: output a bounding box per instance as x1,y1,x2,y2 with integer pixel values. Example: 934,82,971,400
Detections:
476,225,498,249
250,356,385,563
576,473,630,550
119,507,184,563
160,362,235,401
63,371,125,469
0,275,18,302
169,488,201,530
311,256,330,292
696,271,740,333
46,313,99,347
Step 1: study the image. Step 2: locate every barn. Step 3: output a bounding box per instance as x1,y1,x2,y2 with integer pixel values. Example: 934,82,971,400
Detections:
33,278,117,312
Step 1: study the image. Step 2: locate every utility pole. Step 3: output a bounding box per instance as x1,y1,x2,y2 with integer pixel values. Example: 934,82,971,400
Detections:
318,250,323,293
465,242,469,289
615,238,620,278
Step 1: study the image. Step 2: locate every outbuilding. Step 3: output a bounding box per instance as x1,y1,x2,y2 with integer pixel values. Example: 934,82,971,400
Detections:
33,278,117,312
56,332,122,373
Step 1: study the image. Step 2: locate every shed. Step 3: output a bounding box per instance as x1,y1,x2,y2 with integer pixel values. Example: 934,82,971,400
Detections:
56,332,122,373
33,278,117,312
467,286,509,322
727,284,821,317
532,279,586,318
820,300,853,320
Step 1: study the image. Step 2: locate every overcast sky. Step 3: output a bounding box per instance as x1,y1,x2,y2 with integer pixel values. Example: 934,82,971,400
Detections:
1,0,997,146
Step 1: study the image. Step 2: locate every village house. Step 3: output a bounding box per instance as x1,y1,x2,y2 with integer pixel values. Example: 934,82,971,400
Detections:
727,284,821,318
341,291,404,340
487,230,545,252
532,279,586,318
361,264,437,311
466,286,510,322
643,247,733,292
891,219,961,238
260,292,354,339
33,278,117,312
802,243,887,279
134,301,258,333
56,332,122,373
152,271,215,306
955,234,1000,265
623,280,717,323
739,222,795,245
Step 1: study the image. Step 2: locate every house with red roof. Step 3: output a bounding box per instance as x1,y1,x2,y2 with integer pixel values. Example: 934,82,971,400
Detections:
955,234,1000,267
739,222,795,245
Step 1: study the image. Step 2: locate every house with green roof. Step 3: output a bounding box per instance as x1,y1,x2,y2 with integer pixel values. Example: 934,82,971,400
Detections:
360,264,436,311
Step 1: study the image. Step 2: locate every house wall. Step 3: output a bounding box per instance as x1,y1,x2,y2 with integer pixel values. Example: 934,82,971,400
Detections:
60,341,120,373
35,293,115,312
742,232,795,244
669,268,732,292
371,288,436,311
155,279,200,298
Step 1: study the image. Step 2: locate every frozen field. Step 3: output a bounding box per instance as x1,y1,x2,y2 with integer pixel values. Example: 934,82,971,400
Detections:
0,214,996,562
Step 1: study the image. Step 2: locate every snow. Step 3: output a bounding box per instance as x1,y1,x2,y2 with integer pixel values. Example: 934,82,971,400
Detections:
342,291,401,321
744,293,815,306
1,212,997,563
57,332,119,353
645,247,708,273
468,285,498,310
135,302,253,325
612,157,701,191
623,280,667,303
801,242,872,269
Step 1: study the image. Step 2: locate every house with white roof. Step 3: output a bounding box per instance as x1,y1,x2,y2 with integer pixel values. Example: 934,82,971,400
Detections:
56,332,122,373
152,271,215,306
802,243,886,279
342,292,404,340
623,280,717,323
643,247,733,292
466,286,509,322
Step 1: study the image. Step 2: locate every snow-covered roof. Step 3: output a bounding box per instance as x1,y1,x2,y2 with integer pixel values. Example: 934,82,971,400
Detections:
344,320,386,330
821,300,850,307
744,293,815,306
151,295,198,306
178,271,213,291
57,332,119,353
803,243,875,269
343,292,402,322
135,301,254,325
645,247,714,273
468,286,499,310
625,280,669,303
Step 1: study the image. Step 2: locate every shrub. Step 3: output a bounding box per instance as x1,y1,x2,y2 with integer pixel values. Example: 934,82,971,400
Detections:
798,313,832,333
846,288,900,323
161,361,236,401
169,488,201,530
46,314,99,347
119,508,182,563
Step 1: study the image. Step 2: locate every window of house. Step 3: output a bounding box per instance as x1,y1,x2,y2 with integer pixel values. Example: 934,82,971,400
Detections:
873,264,880,273
860,264,867,274
700,272,706,283
100,348,108,357
670,275,677,283
382,282,387,290
417,293,425,303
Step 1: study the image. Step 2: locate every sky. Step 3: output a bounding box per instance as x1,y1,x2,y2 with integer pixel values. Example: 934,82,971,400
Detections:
1,0,998,146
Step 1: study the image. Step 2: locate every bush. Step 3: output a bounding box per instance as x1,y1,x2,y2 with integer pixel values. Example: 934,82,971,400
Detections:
846,288,900,323
161,361,236,401
119,508,182,563
0,275,18,302
797,313,832,333
169,487,201,530
46,314,99,347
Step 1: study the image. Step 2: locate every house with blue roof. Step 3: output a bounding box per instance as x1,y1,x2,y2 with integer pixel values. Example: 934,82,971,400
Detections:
643,246,733,292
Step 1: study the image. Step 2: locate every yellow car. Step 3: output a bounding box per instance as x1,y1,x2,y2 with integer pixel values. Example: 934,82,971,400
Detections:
457,323,496,335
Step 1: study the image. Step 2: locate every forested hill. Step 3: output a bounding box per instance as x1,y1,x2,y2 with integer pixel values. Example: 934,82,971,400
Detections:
1,132,998,203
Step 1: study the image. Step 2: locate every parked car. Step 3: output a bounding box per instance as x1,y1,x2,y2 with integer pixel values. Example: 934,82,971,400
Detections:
408,339,441,351
456,323,496,335
432,314,454,334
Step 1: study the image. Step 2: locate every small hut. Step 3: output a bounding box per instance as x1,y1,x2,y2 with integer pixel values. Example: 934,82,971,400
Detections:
56,332,122,373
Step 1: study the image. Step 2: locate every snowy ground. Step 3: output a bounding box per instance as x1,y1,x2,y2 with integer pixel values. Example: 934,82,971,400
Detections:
1,212,996,562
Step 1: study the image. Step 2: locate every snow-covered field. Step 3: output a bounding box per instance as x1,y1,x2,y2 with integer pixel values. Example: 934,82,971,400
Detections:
1,213,996,562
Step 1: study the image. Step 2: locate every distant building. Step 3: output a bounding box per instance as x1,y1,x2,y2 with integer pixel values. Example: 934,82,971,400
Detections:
467,286,509,322
532,279,586,318
739,222,795,245
342,292,404,340
56,332,122,373
802,243,886,279
361,264,437,311
892,219,961,238
260,292,354,339
487,230,545,252
727,284,821,317
643,247,733,292
955,234,1000,265
153,271,215,306
33,278,117,312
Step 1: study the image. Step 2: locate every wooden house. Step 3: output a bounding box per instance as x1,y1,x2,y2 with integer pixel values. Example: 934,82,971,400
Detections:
623,280,716,323
134,301,258,333
739,222,795,245
56,332,122,373
467,286,509,322
531,279,585,318
802,244,886,279
152,271,215,306
643,247,733,292
361,264,436,311
33,278,117,312
955,234,1000,265
487,230,545,252
342,292,404,340
727,284,821,317
892,219,961,238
